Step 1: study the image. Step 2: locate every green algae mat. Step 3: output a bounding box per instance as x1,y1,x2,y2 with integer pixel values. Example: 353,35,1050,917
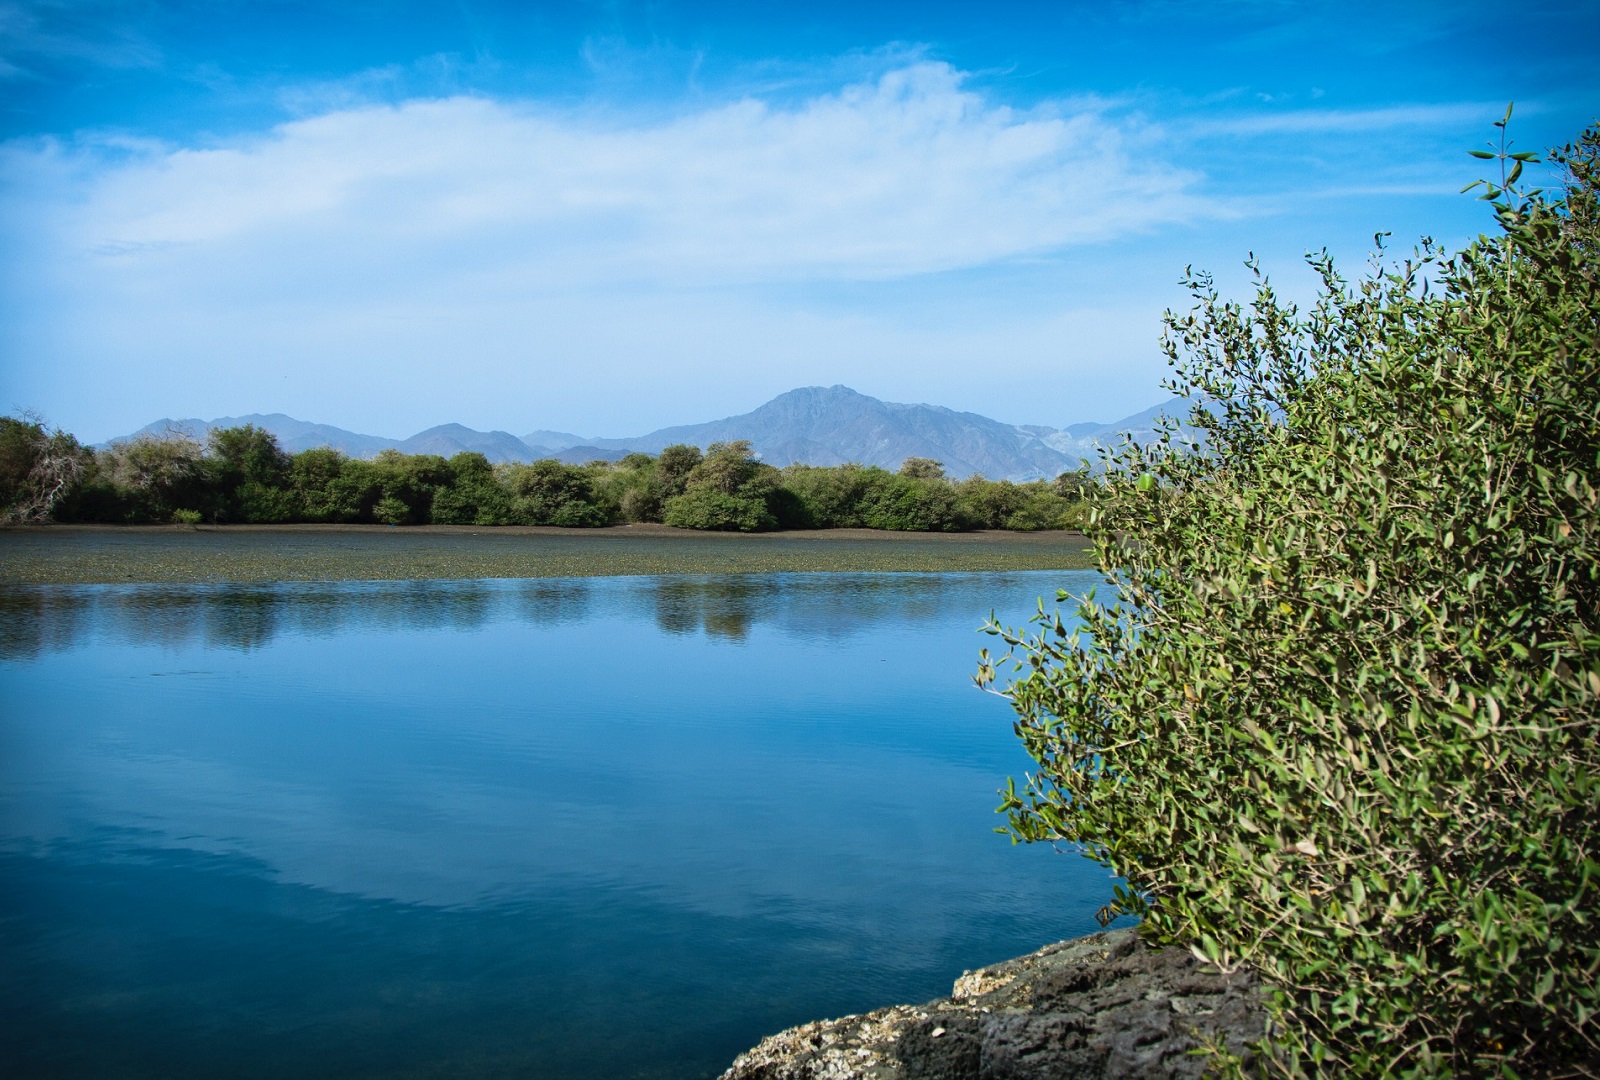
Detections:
0,524,1096,584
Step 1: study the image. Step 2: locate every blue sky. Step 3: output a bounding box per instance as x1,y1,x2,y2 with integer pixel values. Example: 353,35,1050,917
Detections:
2,1,1596,442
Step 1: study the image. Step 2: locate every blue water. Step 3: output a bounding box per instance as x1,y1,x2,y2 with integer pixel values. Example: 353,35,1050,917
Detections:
0,571,1115,1080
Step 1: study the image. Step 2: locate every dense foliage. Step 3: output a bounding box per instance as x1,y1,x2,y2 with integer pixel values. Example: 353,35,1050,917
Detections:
0,414,88,524
981,121,1599,1076
1,423,1087,533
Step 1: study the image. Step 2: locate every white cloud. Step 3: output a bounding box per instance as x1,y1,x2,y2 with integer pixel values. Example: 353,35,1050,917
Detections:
11,62,1206,287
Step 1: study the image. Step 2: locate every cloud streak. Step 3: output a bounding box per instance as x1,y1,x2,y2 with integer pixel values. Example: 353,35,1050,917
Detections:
0,0,163,80
1192,101,1494,137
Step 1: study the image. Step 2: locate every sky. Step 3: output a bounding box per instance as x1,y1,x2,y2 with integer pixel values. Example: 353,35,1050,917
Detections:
1,1,1596,443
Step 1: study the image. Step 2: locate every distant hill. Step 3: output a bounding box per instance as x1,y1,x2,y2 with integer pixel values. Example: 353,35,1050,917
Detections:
394,424,554,462
582,386,1199,478
108,388,1197,481
586,385,1081,479
1022,399,1205,459
518,429,588,451
115,413,398,458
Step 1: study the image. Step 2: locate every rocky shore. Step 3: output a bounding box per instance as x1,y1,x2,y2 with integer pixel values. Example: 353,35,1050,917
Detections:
720,930,1269,1079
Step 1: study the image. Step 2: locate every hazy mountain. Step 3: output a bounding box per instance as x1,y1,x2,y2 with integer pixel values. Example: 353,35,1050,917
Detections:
1026,399,1205,459
582,386,1196,479
396,424,551,462
548,445,632,464
108,388,1195,480
586,385,1085,479
518,429,588,451
114,413,398,458
1018,420,1104,442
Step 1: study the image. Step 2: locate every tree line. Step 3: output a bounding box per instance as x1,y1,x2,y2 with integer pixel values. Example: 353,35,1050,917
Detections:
0,419,1090,531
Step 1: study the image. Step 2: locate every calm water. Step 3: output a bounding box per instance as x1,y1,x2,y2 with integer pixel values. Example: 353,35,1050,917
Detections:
0,571,1115,1080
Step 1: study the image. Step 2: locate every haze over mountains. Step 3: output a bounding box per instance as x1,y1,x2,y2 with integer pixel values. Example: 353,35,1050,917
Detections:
117,386,1191,481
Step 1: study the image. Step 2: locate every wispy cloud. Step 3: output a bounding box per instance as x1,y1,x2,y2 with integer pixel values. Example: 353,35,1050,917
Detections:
7,63,1210,291
1193,102,1495,137
0,0,163,80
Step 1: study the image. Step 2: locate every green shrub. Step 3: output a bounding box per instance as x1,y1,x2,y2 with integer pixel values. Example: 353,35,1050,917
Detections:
206,425,290,521
429,480,514,525
587,454,660,523
234,480,297,523
288,448,354,522
370,449,451,524
616,484,661,523
428,453,514,525
653,443,703,502
662,489,777,531
660,441,782,531
859,474,965,531
1001,484,1078,531
779,463,882,527
102,434,208,522
372,495,411,525
981,121,1599,1076
502,459,612,527
326,457,381,522
955,475,1028,528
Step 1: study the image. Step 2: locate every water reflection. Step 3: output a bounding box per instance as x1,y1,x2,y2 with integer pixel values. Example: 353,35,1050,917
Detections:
0,569,1112,1080
653,577,768,640
0,572,1070,658
511,578,596,627
0,589,84,661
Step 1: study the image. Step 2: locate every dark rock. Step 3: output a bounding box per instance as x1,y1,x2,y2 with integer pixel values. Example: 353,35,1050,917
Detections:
720,930,1269,1080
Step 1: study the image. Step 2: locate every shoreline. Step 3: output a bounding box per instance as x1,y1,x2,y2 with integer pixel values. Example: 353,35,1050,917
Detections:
0,523,1096,585
719,929,1267,1079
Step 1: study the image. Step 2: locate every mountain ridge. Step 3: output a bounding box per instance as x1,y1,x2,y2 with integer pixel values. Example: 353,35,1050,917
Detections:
110,387,1193,481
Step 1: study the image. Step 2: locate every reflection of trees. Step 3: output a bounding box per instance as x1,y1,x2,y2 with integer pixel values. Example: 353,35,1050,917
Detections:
197,588,280,651
0,588,87,660
638,573,1036,643
0,581,501,656
0,573,1065,657
649,579,768,642
513,580,594,627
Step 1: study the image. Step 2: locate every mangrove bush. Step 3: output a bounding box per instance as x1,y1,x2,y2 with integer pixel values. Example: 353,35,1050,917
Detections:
980,119,1599,1075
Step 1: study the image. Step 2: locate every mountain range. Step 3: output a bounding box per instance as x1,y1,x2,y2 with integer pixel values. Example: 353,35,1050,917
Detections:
114,385,1193,481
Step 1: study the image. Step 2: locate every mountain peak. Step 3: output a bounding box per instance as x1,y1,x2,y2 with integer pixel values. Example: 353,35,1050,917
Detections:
106,389,1186,479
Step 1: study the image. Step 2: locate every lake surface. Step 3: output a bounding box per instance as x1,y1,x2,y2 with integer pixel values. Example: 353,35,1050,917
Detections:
0,571,1115,1080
